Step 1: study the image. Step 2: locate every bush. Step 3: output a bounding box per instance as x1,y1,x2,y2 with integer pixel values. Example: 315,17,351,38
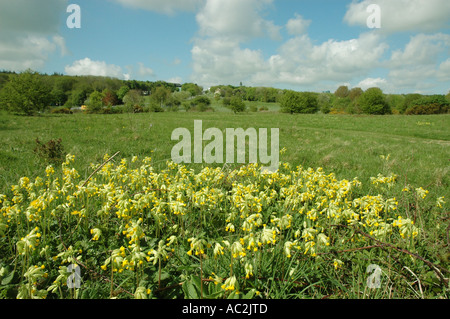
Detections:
230,96,246,113
85,91,104,114
358,87,391,115
280,90,318,114
33,138,66,165
50,107,72,114
249,105,258,112
190,96,212,112
405,95,449,115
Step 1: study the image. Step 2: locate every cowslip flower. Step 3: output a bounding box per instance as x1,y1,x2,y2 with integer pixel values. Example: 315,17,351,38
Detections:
415,187,429,199
90,228,101,241
221,276,237,291
436,196,445,208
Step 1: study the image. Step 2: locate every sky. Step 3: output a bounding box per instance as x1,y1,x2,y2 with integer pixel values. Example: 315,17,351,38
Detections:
0,0,449,94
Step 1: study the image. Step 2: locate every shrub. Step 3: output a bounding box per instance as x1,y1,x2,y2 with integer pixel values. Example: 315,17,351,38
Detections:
33,138,66,165
280,90,318,114
358,87,391,115
85,91,104,114
249,105,258,112
230,96,246,113
405,95,449,115
190,96,212,112
50,107,72,114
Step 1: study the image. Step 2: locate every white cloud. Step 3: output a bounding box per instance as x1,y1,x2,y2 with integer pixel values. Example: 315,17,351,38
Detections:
52,35,70,57
196,0,281,41
344,0,450,33
0,0,67,34
357,77,387,90
286,14,311,36
0,35,60,71
191,31,390,90
389,33,450,67
437,58,450,82
386,33,450,91
112,0,204,15
65,58,127,79
0,0,68,72
137,62,155,77
191,37,267,86
167,76,183,84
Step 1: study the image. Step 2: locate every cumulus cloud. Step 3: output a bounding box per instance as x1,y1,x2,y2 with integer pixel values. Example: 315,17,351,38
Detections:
386,33,450,91
286,14,311,36
357,77,388,90
137,62,155,77
65,58,127,79
344,0,450,33
0,0,68,71
196,0,281,41
191,37,267,86
112,0,204,15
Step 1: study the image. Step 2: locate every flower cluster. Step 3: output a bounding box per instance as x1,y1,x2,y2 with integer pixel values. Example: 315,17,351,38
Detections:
0,153,442,299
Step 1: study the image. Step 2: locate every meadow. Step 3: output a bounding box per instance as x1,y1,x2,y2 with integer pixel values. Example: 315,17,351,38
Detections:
0,109,449,299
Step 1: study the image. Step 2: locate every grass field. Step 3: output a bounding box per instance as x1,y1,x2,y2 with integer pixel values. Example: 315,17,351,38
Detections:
1,110,448,196
0,109,449,299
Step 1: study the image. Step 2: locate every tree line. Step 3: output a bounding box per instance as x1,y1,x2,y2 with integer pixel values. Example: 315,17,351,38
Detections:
0,70,448,115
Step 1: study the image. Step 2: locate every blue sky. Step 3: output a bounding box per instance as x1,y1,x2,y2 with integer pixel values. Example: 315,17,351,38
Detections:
0,0,449,94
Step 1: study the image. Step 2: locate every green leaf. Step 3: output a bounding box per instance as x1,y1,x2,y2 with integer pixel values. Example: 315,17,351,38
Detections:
1,270,15,286
182,280,199,299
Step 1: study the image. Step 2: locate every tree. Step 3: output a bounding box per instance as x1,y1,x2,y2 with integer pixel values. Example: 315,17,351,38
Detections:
117,85,130,103
334,86,349,98
123,90,145,113
102,88,119,107
357,87,391,115
318,93,332,114
151,86,171,108
405,95,449,115
280,90,318,114
181,83,203,96
0,70,51,115
85,91,104,113
348,87,363,101
400,93,422,114
230,96,246,113
190,95,212,112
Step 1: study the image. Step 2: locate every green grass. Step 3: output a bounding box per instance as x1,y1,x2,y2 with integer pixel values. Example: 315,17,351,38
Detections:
1,110,448,199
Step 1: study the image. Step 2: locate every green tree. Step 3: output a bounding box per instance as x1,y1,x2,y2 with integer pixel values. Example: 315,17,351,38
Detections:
230,96,246,113
348,87,363,101
117,86,130,103
334,85,349,98
386,94,405,114
357,87,391,115
405,95,449,115
190,95,212,112
181,83,203,96
318,93,332,114
85,91,104,113
123,90,145,113
0,70,51,115
280,90,318,114
151,86,171,108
